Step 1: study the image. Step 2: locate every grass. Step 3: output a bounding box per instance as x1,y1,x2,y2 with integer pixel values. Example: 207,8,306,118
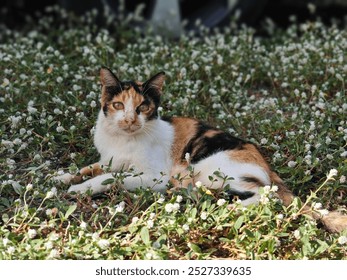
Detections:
0,5,346,260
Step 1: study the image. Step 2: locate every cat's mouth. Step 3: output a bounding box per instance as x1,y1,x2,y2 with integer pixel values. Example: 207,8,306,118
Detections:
122,125,142,134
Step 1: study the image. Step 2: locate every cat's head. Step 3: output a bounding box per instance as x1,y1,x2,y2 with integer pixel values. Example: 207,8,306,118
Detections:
99,67,165,135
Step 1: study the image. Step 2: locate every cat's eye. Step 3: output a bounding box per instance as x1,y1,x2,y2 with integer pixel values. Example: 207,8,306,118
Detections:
138,104,149,112
112,102,124,110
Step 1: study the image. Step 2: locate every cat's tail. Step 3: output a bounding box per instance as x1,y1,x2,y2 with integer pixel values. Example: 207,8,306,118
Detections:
271,172,347,233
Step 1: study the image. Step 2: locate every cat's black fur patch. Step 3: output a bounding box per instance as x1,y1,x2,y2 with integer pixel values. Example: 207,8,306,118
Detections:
241,176,264,186
225,189,255,201
183,122,246,164
142,87,160,107
105,81,141,100
160,116,173,123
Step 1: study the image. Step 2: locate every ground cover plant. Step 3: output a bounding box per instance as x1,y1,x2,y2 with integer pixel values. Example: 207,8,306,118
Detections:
0,6,346,260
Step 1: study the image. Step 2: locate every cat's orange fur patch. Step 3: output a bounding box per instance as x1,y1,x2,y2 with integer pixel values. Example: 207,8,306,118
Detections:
168,117,198,165
227,144,271,173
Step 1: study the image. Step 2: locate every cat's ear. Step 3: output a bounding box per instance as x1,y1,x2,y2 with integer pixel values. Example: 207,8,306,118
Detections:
100,67,121,87
143,72,166,94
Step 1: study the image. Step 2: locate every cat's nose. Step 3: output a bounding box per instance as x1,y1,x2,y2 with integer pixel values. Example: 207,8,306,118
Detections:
125,117,136,125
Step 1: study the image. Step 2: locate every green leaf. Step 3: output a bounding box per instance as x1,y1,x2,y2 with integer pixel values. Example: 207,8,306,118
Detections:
190,208,197,219
315,240,329,255
140,226,150,245
244,229,255,239
11,181,23,195
234,216,244,230
64,204,77,219
101,178,115,185
189,243,201,253
2,213,9,223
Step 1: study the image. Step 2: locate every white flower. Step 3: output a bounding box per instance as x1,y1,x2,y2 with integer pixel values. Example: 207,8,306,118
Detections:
56,126,65,133
92,232,100,241
45,241,53,250
45,191,54,199
165,203,174,213
90,100,97,108
263,185,271,194
200,212,208,220
145,252,154,259
195,181,203,188
28,105,38,114
27,229,37,239
7,246,15,255
49,232,59,241
260,138,268,145
288,161,297,168
276,214,284,220
131,217,139,224
172,203,180,212
157,196,165,204
259,196,269,205
176,195,183,203
115,201,125,213
328,169,338,179
97,239,110,250
45,187,57,199
217,199,226,206
26,183,33,191
182,224,190,232
149,213,156,220
185,152,190,163
2,78,10,87
80,221,88,230
53,108,62,115
48,249,59,259
312,202,322,210
339,175,346,184
147,220,154,229
337,236,347,245
294,230,301,240
307,3,316,14
3,238,9,247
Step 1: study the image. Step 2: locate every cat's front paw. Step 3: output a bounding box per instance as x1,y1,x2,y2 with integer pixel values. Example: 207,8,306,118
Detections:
68,182,92,194
53,173,75,185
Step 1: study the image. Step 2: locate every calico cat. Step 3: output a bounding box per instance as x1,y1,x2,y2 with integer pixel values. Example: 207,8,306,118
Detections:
56,67,347,233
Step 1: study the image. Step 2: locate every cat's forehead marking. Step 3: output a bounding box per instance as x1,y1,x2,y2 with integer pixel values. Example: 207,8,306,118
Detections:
113,87,144,107
121,81,142,94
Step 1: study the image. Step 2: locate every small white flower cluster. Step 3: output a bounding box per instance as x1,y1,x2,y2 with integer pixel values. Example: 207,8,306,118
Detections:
259,185,278,204
97,239,110,250
312,202,329,216
45,187,57,199
164,195,183,214
337,236,347,245
200,211,208,220
146,212,156,229
165,203,180,213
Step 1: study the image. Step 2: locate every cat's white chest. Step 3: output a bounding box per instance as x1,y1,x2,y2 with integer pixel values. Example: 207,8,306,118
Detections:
94,113,174,175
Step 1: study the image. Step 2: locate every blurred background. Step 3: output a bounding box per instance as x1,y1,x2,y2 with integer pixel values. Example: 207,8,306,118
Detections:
1,0,347,35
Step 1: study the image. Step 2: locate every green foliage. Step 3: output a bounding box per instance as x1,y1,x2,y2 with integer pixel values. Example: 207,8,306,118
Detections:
0,6,346,259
